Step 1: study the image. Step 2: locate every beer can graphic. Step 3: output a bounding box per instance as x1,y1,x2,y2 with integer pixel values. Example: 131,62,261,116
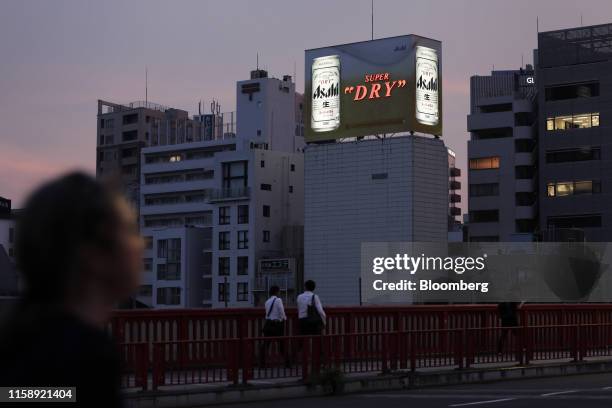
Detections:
415,46,439,126
311,55,340,133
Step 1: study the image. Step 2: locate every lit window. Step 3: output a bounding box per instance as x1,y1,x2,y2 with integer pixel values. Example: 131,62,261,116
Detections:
546,113,600,131
469,157,500,170
547,180,600,197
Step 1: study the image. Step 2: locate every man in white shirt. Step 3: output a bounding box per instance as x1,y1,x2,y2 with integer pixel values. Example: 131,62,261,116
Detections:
260,286,287,366
297,280,326,335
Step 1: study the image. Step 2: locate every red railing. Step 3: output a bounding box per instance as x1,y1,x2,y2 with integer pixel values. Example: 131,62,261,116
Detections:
112,305,612,390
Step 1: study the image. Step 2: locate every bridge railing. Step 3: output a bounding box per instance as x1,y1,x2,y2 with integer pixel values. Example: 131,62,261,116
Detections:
119,323,612,391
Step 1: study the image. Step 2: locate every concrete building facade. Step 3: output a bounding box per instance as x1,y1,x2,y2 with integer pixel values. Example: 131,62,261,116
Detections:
466,68,538,242
537,23,612,241
136,70,305,308
304,135,449,305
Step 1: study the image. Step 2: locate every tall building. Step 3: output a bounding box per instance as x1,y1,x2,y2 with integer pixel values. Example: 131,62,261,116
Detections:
537,23,612,241
137,70,305,308
466,67,538,242
96,100,235,210
304,135,449,305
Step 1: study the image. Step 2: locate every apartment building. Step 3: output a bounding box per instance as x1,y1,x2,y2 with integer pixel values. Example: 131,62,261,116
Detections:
466,67,538,242
537,24,612,241
96,100,234,210
137,70,305,308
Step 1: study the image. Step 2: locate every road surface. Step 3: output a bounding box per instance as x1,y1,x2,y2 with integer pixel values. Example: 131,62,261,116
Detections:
220,372,612,408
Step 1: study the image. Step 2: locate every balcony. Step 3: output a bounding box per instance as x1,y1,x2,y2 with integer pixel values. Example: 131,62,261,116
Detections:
515,205,536,219
467,111,514,131
449,180,461,190
449,193,461,203
514,126,534,139
513,99,534,113
208,187,251,202
515,152,534,166
515,178,535,192
449,206,461,216
450,167,461,177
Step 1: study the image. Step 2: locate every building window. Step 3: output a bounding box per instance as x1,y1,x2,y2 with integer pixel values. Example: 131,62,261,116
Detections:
157,263,180,280
237,256,248,275
8,227,14,243
237,230,248,249
469,183,499,197
263,205,270,217
237,282,249,302
546,113,600,131
469,157,500,170
515,166,535,180
545,82,599,101
218,257,230,276
290,164,295,172
260,183,272,191
547,214,602,229
157,239,168,258
219,206,230,225
123,113,138,125
218,283,229,302
547,180,601,197
260,160,265,168
143,258,152,272
546,147,601,163
121,147,137,158
238,205,249,224
157,287,181,305
122,130,138,142
263,230,270,243
219,232,230,250
470,210,499,223
289,185,294,193
222,161,248,190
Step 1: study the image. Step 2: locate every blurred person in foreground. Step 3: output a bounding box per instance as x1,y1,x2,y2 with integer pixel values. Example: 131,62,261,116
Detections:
0,172,144,407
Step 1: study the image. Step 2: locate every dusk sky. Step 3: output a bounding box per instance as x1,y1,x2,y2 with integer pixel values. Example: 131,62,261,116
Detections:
2,0,612,207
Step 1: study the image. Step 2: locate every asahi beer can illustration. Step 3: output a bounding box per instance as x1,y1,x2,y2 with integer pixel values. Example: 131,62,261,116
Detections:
415,45,439,126
311,55,340,132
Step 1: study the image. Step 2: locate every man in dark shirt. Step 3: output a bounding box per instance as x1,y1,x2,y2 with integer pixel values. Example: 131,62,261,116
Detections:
0,173,144,407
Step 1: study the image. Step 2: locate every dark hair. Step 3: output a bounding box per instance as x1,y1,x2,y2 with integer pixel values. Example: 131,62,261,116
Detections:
304,280,316,291
15,172,122,303
269,285,280,296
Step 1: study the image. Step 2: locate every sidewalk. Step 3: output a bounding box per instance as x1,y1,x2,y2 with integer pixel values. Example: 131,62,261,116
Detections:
123,356,612,408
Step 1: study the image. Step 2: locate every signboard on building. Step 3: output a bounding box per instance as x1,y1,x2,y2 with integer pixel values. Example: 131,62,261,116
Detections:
305,35,442,142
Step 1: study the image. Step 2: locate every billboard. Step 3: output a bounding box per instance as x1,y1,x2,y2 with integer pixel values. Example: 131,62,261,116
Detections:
305,35,442,142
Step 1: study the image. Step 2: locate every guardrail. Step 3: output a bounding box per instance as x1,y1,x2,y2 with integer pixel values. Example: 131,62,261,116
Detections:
110,304,612,345
117,321,612,391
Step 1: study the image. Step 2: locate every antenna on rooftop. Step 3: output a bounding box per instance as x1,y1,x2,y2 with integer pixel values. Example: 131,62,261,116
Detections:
145,66,148,105
257,52,259,70
371,0,374,40
211,99,221,115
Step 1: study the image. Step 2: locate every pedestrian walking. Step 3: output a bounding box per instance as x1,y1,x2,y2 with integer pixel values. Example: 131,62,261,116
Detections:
297,280,326,335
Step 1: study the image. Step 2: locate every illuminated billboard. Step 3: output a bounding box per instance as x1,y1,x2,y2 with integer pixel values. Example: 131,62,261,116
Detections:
305,35,442,142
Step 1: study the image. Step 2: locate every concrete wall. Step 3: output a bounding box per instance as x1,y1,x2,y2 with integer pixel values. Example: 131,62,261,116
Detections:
304,136,448,305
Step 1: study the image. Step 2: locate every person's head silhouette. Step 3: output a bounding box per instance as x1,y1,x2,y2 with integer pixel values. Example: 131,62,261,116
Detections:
15,172,143,323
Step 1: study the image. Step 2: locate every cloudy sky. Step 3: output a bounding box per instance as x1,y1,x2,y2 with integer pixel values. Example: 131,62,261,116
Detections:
1,0,612,207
